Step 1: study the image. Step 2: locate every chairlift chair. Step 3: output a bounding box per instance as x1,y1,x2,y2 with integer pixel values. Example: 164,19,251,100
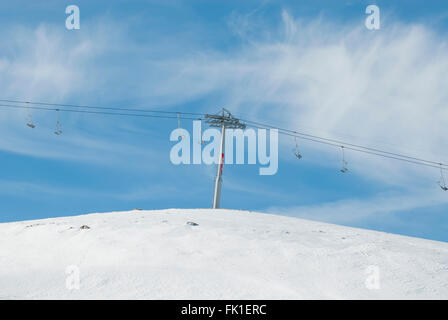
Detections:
293,137,302,159
54,109,62,135
26,107,35,129
177,113,185,139
340,146,348,173
438,166,448,191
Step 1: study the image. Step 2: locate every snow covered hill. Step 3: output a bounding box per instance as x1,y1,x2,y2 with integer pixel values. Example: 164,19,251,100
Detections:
0,209,447,299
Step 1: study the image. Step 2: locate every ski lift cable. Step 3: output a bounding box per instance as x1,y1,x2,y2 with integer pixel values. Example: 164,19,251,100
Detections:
248,123,448,171
0,103,204,121
1,99,447,172
242,117,448,168
281,129,448,171
241,118,448,168
6,98,445,165
0,99,205,117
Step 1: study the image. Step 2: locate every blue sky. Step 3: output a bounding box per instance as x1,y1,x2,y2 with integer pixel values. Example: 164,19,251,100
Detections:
0,0,448,242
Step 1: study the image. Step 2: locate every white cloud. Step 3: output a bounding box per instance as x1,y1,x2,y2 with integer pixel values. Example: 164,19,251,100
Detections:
0,24,102,101
145,11,448,188
265,187,448,225
0,21,170,168
1,10,447,193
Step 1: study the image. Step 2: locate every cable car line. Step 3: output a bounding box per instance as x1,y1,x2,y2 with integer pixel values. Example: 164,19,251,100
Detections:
0,103,204,121
0,99,204,116
239,118,448,169
0,98,446,174
247,123,448,171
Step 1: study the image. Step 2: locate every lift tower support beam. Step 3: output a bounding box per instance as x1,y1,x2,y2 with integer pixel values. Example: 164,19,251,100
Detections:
205,109,246,209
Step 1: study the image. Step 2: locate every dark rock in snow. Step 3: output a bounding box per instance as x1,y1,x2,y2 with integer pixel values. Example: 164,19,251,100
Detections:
80,225,90,230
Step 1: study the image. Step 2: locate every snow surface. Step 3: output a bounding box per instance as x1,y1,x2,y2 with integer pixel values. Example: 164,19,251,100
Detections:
0,209,447,299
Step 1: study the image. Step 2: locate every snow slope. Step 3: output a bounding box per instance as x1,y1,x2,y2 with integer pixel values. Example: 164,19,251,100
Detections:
0,209,447,299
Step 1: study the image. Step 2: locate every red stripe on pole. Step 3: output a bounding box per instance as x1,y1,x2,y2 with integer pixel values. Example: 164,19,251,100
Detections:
220,153,224,175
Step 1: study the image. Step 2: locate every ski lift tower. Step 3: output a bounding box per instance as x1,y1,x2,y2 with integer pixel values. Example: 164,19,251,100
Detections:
205,108,246,209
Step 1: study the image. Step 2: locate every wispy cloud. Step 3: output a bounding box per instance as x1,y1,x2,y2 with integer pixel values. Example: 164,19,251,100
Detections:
5,11,447,181
0,20,173,168
141,10,448,188
265,187,448,225
1,8,447,218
